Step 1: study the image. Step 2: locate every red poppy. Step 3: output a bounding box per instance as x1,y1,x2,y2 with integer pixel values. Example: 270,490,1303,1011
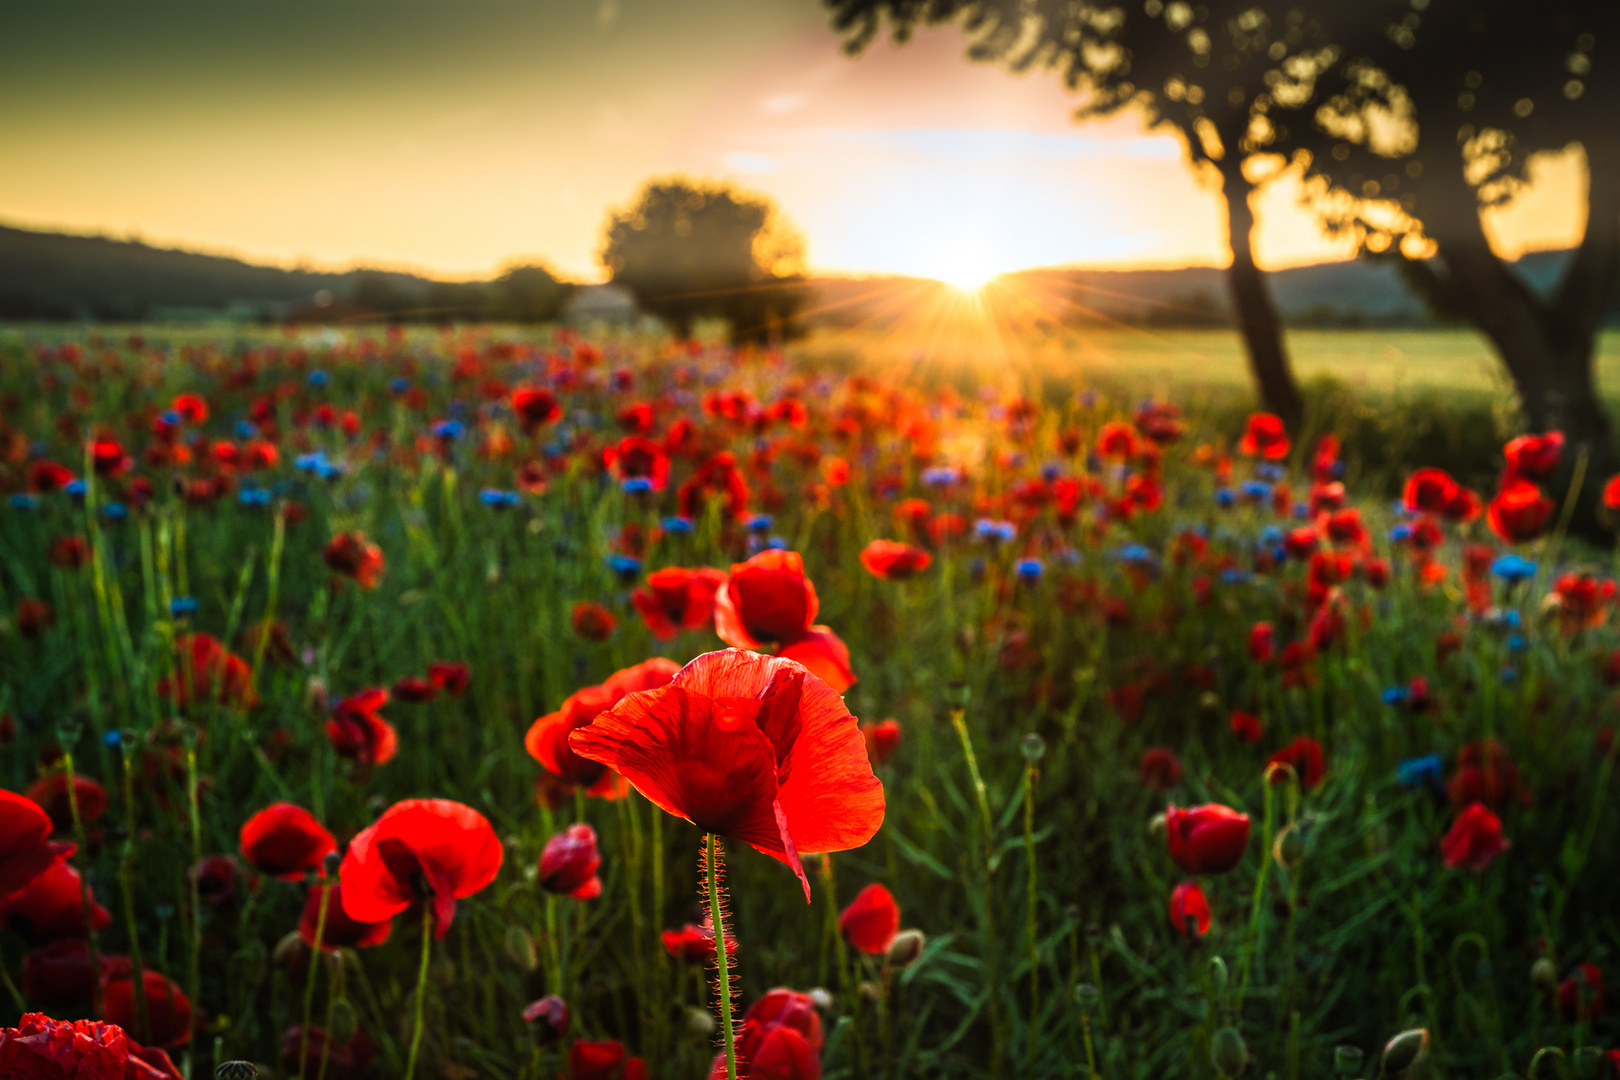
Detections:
539,823,603,899
572,601,618,642
156,633,257,710
280,1027,376,1080
24,774,107,835
1503,431,1564,482
1248,623,1274,663
90,439,132,477
1403,468,1459,515
631,567,727,639
299,883,392,950
1095,422,1139,460
1486,480,1555,545
662,919,738,965
525,658,681,797
1603,473,1620,512
604,435,671,490
776,626,858,694
715,550,819,648
326,688,397,768
392,676,438,703
860,719,902,767
17,599,54,638
0,1013,129,1079
570,649,885,901
1165,804,1251,875
339,798,503,937
1238,413,1290,460
28,461,77,493
49,536,92,570
0,791,75,903
190,855,237,906
1440,802,1509,871
572,1040,648,1080
517,461,549,495
171,393,208,423
709,989,824,1080
1551,572,1614,631
240,802,337,880
839,883,899,954
427,661,472,696
1447,739,1532,811
1558,962,1605,1021
1282,527,1319,560
1168,880,1210,937
323,531,385,589
1140,748,1183,790
1442,485,1482,524
1267,736,1326,790
103,970,193,1048
0,861,111,941
859,540,933,581
511,386,562,432
1229,710,1263,744
677,451,750,521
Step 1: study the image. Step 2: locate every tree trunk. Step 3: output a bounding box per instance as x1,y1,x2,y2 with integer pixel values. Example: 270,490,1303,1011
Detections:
1217,157,1304,436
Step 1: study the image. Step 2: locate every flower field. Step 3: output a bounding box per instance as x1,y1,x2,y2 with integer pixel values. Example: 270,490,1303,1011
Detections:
1,326,1619,1080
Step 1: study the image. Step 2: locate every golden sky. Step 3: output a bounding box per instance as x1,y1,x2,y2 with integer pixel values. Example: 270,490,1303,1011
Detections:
0,0,1585,282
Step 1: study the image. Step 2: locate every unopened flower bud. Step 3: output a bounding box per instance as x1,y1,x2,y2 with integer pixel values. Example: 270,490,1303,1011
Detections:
1148,812,1168,839
1273,824,1307,871
1208,956,1228,993
1333,1045,1364,1077
1074,983,1100,1013
687,1006,716,1037
272,930,308,972
808,988,833,1011
505,926,539,972
522,994,569,1045
860,980,882,1002
305,677,329,713
327,998,358,1046
1380,1029,1428,1078
1021,733,1046,762
886,929,926,967
321,851,342,879
1531,957,1557,992
1199,691,1222,714
1210,1026,1248,1078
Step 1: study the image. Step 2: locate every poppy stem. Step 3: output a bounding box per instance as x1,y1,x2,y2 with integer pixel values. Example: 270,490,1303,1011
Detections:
404,901,434,1080
61,745,105,1020
1235,775,1275,1012
299,881,332,1079
705,833,738,1080
184,740,203,1066
116,739,150,1042
1024,760,1040,1076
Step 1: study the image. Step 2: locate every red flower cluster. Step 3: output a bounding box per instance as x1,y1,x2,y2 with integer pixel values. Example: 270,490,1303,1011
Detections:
710,989,824,1080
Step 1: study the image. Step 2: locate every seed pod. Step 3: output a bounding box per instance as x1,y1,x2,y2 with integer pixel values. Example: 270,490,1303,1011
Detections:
1531,957,1557,992
272,931,309,972
1074,983,1100,1013
1333,1045,1365,1077
687,1006,716,1037
808,988,834,1011
214,1063,259,1080
887,928,926,967
1210,1026,1248,1079
1379,1028,1429,1078
328,998,359,1046
1021,733,1047,762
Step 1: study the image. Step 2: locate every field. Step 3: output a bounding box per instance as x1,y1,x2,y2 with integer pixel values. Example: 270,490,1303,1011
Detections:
0,322,1618,1080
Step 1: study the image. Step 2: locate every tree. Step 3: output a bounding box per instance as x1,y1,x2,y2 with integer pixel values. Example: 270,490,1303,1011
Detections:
826,0,1341,433
1294,0,1620,473
491,264,575,324
601,178,809,344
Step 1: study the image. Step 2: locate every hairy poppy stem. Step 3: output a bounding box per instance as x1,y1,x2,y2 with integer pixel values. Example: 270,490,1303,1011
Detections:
705,833,738,1080
404,901,433,1080
298,881,332,1079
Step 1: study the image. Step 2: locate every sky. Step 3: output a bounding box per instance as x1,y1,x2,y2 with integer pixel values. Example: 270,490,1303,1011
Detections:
0,0,1586,282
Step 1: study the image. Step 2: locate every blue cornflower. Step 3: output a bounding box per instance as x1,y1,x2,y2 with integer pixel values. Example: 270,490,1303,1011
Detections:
236,420,258,439
621,477,653,495
238,488,272,507
1214,488,1236,508
308,370,330,387
766,535,788,550
389,377,411,394
1016,558,1044,581
295,452,327,474
66,480,88,499
170,596,199,616
1041,462,1061,482
1389,523,1412,543
9,494,38,511
480,489,521,509
746,514,774,533
1116,543,1154,565
431,419,464,441
1240,480,1271,500
102,503,128,520
607,554,642,580
662,516,694,535
1381,686,1409,706
1491,555,1537,584
922,466,960,487
1397,754,1443,788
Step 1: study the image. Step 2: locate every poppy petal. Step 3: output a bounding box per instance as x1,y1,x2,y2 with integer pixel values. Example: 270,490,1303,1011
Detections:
771,798,811,902
777,625,857,692
772,665,884,855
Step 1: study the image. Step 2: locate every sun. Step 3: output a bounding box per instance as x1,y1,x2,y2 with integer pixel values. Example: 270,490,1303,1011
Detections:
937,267,1000,294
931,237,1011,294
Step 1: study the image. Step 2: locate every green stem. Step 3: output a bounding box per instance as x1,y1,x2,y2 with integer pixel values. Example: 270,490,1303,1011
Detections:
1024,762,1040,1076
1235,778,1276,1011
299,884,332,1079
117,744,149,1041
0,937,26,1013
404,903,434,1080
62,748,105,1020
707,834,738,1080
185,743,203,1062
952,708,1000,1079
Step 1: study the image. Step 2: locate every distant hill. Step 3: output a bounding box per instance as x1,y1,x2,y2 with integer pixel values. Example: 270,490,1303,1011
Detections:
1,221,1610,329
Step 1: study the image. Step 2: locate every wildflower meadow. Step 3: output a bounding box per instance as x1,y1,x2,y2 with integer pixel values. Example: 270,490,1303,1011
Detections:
2,325,1620,1080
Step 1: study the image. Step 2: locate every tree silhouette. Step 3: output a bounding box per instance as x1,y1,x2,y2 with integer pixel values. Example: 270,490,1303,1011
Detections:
826,0,1341,432
491,264,575,324
1294,0,1620,472
600,178,809,343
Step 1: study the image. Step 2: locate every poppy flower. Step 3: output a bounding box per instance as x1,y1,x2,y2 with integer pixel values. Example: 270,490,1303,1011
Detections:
715,551,819,648
677,451,750,521
631,567,727,639
775,626,858,694
511,386,562,432
392,676,438,703
1140,748,1183,790
0,790,76,903
1551,572,1614,631
522,995,569,1044
427,661,471,696
326,688,397,768
859,540,933,581
571,1040,648,1080
572,601,618,642
1248,623,1274,663
171,393,208,423
662,919,738,965
0,1013,129,1079
1095,422,1139,461
49,536,92,570
90,439,132,477
1503,431,1564,482
0,861,111,941
22,941,127,1010
1486,480,1555,545
156,633,258,710
1448,739,1531,811
1165,804,1251,875
240,802,337,880
299,883,392,951
1403,468,1459,515
525,658,681,796
190,855,238,906
104,969,193,1048
323,531,385,589
570,649,885,901
1440,802,1509,871
1267,736,1326,790
1603,474,1620,512
709,988,824,1080
1238,413,1290,460
17,599,54,638
339,798,503,938
1229,710,1263,744
839,883,899,954
280,1027,376,1080
539,824,603,899
860,719,902,767
24,774,107,835
1168,880,1211,937
28,460,77,493
604,435,671,490
1558,962,1605,1021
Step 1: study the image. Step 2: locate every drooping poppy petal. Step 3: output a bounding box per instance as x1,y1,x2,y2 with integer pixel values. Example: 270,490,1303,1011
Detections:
299,883,392,951
239,803,337,881
339,799,503,938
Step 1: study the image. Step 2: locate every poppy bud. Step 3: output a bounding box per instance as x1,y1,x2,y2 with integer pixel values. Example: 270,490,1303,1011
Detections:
1531,956,1557,992
687,1006,716,1037
840,883,900,954
328,997,358,1046
1333,1046,1364,1077
886,928,926,967
1210,1026,1247,1078
1273,825,1307,871
1021,733,1046,762
1074,983,1100,1013
305,677,329,714
1148,812,1168,838
1169,881,1211,937
860,980,882,1001
539,823,603,899
808,988,833,1011
1208,956,1228,993
505,925,539,971
274,930,309,972
522,994,569,1045
1379,1029,1428,1078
